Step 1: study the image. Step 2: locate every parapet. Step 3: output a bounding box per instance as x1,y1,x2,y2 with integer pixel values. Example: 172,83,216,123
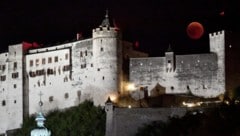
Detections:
209,30,225,38
92,26,118,38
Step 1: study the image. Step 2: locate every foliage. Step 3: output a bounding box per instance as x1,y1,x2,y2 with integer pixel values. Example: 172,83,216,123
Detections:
14,101,106,136
136,104,240,136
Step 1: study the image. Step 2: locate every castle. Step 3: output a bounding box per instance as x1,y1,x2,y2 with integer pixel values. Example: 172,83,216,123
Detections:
130,30,225,98
0,12,225,135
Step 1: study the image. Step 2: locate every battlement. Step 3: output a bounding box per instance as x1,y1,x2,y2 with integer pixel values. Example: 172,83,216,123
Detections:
209,30,225,38
92,26,118,38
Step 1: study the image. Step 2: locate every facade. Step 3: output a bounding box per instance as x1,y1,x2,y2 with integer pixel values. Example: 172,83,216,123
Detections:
130,30,225,98
0,12,227,135
0,13,147,135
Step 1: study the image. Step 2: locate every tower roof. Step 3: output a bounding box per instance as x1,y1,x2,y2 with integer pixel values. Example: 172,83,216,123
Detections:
30,112,51,136
100,10,110,27
167,44,173,52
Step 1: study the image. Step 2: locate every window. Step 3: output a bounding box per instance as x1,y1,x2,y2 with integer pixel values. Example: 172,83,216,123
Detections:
30,60,33,67
47,68,54,75
48,57,52,63
0,75,6,81
80,51,83,57
2,100,6,106
29,71,36,77
187,85,190,90
35,59,39,66
171,86,174,90
64,93,69,99
54,56,58,62
42,58,46,65
100,47,104,52
14,62,17,69
97,68,100,71
65,53,69,60
14,100,16,104
63,65,70,71
0,65,4,71
12,72,19,78
36,69,45,76
91,64,93,67
14,84,17,88
102,76,105,80
85,50,88,56
81,64,86,69
49,96,54,102
168,60,171,63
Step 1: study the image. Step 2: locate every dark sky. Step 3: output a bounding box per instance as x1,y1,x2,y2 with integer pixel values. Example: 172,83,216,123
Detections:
0,0,239,56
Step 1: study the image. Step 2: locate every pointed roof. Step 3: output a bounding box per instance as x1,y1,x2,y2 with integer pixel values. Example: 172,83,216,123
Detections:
167,44,173,52
100,10,110,27
105,96,112,104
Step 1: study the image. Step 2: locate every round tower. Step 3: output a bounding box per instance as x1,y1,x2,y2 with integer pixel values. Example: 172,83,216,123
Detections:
92,11,122,105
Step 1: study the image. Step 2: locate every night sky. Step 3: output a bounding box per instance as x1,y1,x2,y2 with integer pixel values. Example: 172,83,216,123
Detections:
0,0,239,56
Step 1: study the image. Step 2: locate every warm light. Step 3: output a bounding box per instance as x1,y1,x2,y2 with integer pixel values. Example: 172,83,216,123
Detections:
126,83,137,91
182,101,202,108
128,105,132,109
109,94,118,102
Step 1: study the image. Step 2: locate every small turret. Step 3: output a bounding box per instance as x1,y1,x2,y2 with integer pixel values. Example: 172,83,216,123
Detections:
30,91,51,136
165,44,175,72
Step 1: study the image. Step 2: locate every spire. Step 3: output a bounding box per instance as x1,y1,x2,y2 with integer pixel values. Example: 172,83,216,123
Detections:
167,44,173,52
100,10,110,27
30,91,51,136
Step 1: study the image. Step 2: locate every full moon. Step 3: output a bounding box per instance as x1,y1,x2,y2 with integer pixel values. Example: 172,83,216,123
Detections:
186,22,204,40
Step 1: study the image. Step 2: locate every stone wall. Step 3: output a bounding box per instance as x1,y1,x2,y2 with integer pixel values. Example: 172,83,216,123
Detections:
105,103,187,136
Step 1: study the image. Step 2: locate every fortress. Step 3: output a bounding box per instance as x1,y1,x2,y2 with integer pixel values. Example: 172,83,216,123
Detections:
0,12,226,135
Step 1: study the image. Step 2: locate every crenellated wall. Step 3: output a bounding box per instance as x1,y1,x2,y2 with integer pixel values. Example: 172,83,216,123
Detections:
130,30,225,98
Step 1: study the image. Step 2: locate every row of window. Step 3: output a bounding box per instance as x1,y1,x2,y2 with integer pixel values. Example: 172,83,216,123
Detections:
0,65,6,71
1,100,17,106
29,53,69,67
0,62,17,71
80,50,93,57
29,65,71,77
48,91,81,102
0,72,19,81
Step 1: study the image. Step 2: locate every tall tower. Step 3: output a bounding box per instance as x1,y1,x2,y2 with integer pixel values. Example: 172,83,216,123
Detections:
165,45,175,72
92,11,122,105
209,30,225,96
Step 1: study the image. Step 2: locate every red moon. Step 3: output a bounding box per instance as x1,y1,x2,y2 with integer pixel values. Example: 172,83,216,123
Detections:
186,22,204,40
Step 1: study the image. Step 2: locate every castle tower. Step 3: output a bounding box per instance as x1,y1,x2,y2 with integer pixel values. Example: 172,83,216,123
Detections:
105,97,114,136
209,30,225,96
92,11,122,105
165,44,175,72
